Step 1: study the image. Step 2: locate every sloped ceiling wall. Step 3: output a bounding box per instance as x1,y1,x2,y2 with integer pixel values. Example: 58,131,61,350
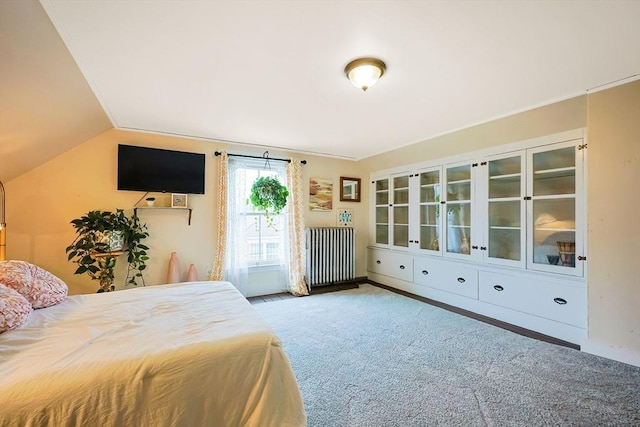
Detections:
0,0,112,182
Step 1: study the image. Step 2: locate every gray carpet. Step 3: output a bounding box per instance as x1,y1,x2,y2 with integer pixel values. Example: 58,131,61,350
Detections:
253,284,640,427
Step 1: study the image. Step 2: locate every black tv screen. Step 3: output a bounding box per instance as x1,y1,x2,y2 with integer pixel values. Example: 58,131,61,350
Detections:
117,144,205,194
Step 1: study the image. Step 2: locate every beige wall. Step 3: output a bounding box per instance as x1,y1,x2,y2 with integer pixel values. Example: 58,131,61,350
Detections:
586,80,640,360
360,95,587,172
5,129,368,294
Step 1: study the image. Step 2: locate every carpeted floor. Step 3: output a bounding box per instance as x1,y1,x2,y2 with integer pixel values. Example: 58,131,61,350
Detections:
253,284,640,427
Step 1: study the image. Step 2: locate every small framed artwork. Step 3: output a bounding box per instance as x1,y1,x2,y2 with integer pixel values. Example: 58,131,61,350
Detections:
309,178,333,211
171,193,188,208
337,209,354,227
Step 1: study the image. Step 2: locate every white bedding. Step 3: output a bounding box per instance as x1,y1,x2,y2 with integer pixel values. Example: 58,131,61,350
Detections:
0,281,306,427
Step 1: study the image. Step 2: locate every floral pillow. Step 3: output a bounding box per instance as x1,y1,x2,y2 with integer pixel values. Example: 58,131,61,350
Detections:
0,260,68,309
0,283,33,333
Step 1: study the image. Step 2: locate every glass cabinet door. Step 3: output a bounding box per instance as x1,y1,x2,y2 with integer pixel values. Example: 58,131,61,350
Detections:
527,142,583,276
486,154,526,267
392,174,410,248
373,178,389,245
418,168,441,253
444,163,474,259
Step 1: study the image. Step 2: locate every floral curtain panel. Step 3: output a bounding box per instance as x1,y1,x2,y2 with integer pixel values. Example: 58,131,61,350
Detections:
286,159,309,296
210,151,228,282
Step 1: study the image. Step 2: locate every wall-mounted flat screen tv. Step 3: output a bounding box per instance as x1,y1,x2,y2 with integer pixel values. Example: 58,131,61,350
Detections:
117,144,206,194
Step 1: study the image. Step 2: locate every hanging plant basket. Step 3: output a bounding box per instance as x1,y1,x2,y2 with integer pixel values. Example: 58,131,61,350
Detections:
249,176,289,226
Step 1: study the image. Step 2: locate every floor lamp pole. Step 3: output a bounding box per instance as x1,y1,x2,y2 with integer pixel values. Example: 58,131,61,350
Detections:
0,225,5,261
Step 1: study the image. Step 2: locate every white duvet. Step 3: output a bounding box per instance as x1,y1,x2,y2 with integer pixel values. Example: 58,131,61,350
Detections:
0,281,306,427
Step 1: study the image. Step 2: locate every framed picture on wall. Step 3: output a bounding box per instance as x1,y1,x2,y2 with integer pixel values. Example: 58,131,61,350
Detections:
337,209,354,227
171,193,188,208
309,178,333,211
340,177,361,202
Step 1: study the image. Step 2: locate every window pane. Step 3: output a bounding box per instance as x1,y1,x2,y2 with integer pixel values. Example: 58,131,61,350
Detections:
249,243,261,262
243,213,284,265
266,243,279,261
231,161,287,267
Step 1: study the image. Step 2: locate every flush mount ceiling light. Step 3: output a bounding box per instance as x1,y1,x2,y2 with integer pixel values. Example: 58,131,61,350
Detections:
344,58,386,91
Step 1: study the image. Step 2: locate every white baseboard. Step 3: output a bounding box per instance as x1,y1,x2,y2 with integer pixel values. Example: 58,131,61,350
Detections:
582,341,640,367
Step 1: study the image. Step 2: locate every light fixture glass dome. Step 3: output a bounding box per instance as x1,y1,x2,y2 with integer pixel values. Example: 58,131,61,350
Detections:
345,58,386,91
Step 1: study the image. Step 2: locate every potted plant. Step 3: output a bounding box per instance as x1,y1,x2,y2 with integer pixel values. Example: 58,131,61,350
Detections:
249,176,289,227
65,209,150,292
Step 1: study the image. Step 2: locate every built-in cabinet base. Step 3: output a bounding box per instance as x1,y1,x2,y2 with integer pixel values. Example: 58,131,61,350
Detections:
368,247,586,346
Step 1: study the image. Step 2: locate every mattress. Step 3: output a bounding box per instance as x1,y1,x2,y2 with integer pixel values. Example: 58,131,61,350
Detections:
0,281,306,426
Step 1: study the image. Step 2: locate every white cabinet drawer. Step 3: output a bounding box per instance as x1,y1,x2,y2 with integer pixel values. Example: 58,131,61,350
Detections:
368,249,413,282
479,271,586,327
414,257,478,299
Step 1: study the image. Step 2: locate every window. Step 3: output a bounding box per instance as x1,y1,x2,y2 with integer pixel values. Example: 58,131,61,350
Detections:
230,160,287,268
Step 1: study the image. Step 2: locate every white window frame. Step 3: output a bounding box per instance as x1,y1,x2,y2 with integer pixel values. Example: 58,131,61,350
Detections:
231,159,287,269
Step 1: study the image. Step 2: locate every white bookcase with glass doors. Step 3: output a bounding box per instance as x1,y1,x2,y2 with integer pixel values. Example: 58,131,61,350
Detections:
370,139,584,277
368,129,587,345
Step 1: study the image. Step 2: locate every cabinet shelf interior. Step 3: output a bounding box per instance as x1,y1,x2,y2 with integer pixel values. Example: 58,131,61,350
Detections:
490,173,521,181
447,179,471,185
535,227,576,232
488,197,522,202
534,166,575,178
531,194,576,200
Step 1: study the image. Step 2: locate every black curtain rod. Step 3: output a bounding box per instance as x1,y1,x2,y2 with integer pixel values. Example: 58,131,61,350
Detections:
214,151,307,164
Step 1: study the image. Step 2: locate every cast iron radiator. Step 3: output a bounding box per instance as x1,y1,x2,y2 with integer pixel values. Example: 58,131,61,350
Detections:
305,227,355,289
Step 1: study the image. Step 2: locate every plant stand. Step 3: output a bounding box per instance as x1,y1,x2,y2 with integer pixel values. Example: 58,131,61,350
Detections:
91,251,123,292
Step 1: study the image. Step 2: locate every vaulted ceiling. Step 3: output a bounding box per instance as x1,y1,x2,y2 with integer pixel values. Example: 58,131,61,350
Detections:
0,0,111,182
1,0,639,182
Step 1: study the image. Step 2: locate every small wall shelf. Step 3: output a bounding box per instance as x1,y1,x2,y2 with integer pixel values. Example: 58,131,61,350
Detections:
134,206,193,225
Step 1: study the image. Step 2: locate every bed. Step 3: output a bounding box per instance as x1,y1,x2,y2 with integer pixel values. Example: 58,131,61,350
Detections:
0,280,306,427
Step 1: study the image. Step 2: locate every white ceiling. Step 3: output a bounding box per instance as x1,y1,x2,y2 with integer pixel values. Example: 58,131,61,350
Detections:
40,0,640,160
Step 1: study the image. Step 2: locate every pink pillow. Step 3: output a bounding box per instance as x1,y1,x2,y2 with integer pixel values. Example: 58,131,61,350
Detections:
0,283,33,333
0,260,68,309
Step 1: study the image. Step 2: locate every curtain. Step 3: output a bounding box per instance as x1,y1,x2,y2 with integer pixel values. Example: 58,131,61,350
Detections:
286,159,309,296
221,157,250,294
211,152,305,297
210,151,228,281
223,157,289,296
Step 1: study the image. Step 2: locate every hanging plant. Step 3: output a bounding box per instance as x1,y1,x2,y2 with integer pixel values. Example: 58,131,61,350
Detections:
249,176,289,227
